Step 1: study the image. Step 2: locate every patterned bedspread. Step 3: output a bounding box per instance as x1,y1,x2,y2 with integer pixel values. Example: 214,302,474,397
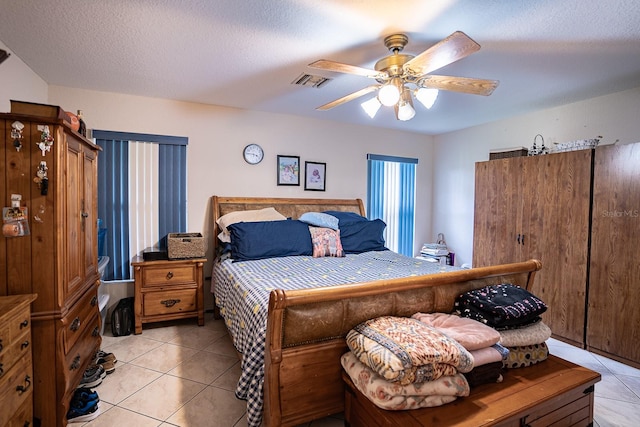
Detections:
211,250,457,427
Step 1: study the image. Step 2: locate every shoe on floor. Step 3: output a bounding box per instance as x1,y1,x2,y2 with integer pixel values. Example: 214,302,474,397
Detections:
95,349,117,364
73,387,99,404
77,365,105,389
98,359,116,374
67,400,100,423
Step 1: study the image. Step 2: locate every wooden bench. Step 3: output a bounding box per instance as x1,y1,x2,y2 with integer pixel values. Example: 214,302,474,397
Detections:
343,355,600,427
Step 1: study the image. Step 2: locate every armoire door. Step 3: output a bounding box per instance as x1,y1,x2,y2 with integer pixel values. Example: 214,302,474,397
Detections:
523,150,592,346
473,157,526,267
587,142,640,366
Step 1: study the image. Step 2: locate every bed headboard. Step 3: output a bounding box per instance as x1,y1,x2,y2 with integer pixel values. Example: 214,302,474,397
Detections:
211,196,365,254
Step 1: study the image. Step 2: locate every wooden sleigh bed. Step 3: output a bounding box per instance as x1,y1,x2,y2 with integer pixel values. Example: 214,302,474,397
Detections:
210,196,543,427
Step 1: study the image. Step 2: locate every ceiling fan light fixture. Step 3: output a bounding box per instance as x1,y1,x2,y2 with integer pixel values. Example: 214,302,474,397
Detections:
361,97,382,118
395,87,415,121
378,81,400,106
415,88,439,109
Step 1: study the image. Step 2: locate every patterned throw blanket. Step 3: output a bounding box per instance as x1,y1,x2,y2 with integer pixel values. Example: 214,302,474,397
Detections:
453,283,547,329
346,316,474,385
341,351,470,410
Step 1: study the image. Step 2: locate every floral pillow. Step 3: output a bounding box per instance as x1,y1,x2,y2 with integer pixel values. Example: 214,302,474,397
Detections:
308,226,344,258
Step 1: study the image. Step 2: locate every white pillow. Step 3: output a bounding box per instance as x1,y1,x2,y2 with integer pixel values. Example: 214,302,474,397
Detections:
216,207,286,242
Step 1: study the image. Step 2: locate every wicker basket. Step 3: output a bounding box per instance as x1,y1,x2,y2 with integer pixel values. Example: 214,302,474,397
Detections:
489,147,529,160
167,233,205,259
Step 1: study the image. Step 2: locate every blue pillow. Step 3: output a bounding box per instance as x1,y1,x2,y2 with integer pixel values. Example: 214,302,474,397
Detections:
228,220,312,261
323,211,368,226
299,212,339,230
339,218,387,254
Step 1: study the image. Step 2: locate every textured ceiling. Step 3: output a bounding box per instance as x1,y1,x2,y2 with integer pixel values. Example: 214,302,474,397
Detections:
1,0,640,135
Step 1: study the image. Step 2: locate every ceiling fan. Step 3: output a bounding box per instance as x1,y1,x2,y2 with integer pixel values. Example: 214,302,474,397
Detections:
308,31,498,121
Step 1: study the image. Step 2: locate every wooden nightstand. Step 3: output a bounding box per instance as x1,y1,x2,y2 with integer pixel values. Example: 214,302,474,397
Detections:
131,257,206,334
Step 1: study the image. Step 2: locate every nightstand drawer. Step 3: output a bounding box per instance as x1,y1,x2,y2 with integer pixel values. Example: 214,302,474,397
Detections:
142,265,197,286
143,288,197,316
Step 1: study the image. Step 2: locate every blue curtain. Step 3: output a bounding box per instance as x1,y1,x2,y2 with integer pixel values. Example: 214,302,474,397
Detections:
367,154,417,257
95,130,188,281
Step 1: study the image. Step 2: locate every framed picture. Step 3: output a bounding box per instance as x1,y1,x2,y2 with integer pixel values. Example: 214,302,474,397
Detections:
277,155,300,186
304,161,326,191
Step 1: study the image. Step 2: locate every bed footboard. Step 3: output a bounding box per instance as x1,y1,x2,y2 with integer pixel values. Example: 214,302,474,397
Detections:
263,259,542,426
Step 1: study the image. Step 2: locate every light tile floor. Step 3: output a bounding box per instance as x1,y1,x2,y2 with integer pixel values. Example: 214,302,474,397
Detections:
77,316,640,427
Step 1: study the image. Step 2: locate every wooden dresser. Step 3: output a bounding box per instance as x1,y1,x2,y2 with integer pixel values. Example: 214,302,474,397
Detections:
131,257,206,334
343,355,600,427
0,294,37,427
1,112,102,426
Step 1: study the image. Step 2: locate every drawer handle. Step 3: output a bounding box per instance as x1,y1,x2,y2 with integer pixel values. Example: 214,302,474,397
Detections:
70,317,81,332
70,355,81,371
91,295,98,306
16,375,31,395
0,363,3,377
21,340,30,350
166,271,174,280
92,326,100,337
0,338,3,352
161,299,181,308
20,319,29,329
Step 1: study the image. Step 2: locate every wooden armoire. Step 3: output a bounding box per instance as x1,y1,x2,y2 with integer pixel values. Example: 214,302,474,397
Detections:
473,142,640,367
1,111,102,426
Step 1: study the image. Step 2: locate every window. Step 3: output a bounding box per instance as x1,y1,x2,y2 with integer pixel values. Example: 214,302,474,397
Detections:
367,154,417,257
94,130,188,281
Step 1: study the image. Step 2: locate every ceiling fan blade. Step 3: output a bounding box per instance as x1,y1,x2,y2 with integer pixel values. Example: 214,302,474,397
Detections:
404,31,480,76
309,59,386,79
316,85,381,110
420,75,499,96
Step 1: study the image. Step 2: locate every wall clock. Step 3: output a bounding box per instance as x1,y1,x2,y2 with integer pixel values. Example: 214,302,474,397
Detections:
243,143,264,165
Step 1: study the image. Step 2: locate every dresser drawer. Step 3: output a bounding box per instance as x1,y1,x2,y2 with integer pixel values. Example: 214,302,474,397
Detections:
62,287,99,355
142,264,197,287
0,305,31,377
0,353,33,427
143,288,197,316
63,312,101,391
5,394,33,427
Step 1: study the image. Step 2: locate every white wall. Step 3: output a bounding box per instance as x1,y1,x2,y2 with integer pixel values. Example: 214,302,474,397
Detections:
432,86,640,267
0,41,48,110
44,86,435,309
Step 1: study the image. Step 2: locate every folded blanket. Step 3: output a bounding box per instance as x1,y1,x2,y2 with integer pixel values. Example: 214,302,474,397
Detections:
411,312,501,351
503,342,549,369
463,361,504,388
499,321,552,347
341,351,470,410
470,343,509,366
453,283,547,328
346,316,474,385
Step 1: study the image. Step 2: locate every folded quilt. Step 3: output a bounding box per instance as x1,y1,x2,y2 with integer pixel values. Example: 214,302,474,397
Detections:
503,342,549,369
499,321,552,347
463,361,504,388
469,343,509,366
341,351,470,410
411,312,501,351
453,283,547,328
346,316,474,385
